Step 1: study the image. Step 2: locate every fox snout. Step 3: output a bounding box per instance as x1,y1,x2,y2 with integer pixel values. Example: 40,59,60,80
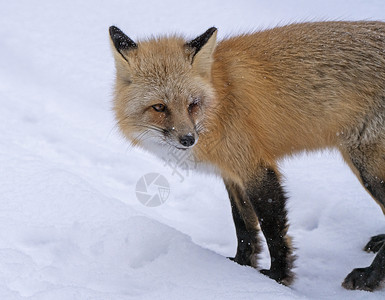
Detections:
179,133,196,148
167,120,199,150
165,126,198,150
168,128,198,149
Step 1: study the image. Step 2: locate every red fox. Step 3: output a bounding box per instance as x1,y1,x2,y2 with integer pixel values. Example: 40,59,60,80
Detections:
109,21,385,291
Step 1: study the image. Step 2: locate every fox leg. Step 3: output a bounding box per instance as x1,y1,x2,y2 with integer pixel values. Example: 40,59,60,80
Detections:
225,180,261,267
340,142,385,291
245,166,295,285
364,234,385,253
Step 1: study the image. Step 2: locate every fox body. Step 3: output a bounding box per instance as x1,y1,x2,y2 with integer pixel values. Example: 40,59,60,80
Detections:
109,21,385,291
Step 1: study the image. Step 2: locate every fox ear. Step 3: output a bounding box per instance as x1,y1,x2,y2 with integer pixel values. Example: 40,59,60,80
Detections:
185,27,217,78
109,26,137,62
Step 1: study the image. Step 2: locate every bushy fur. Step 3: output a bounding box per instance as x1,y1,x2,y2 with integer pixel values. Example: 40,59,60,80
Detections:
110,21,385,291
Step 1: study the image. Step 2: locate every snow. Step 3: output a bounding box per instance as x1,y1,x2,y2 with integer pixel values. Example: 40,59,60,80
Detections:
1,0,385,299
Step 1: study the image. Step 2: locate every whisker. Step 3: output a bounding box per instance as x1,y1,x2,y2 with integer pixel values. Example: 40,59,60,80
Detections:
133,130,151,144
114,115,165,133
106,123,120,141
138,125,164,133
126,122,165,134
124,141,136,154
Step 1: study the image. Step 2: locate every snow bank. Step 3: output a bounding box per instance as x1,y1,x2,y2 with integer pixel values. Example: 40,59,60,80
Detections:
1,0,385,299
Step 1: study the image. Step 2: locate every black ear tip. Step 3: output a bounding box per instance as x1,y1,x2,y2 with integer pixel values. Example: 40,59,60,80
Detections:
109,26,122,37
208,27,218,34
185,27,218,54
109,26,138,51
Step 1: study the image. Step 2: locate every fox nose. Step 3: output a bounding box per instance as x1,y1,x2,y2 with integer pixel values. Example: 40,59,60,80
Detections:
179,134,195,147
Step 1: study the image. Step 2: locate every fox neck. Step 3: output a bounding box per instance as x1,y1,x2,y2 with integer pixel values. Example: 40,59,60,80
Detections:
192,67,253,185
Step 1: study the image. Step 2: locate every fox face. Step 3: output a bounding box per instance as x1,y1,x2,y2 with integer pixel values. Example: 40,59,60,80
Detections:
110,26,217,152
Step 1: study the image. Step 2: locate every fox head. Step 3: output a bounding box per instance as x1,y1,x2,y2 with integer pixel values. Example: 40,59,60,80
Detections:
109,26,217,153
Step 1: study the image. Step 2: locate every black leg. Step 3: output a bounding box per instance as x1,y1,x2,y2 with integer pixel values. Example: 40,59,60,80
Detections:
225,180,261,268
342,144,385,290
342,244,385,291
364,234,385,253
245,167,295,285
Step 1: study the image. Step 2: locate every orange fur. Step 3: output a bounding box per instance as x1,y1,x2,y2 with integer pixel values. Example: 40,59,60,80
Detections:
196,22,385,185
110,21,385,290
112,21,385,187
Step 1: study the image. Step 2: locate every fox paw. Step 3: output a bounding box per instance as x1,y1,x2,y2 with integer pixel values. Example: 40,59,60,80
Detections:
260,268,294,286
342,267,381,291
228,252,258,268
364,234,385,253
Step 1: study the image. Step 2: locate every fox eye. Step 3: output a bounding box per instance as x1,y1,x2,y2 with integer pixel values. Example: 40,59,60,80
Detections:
152,103,166,112
188,97,201,113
